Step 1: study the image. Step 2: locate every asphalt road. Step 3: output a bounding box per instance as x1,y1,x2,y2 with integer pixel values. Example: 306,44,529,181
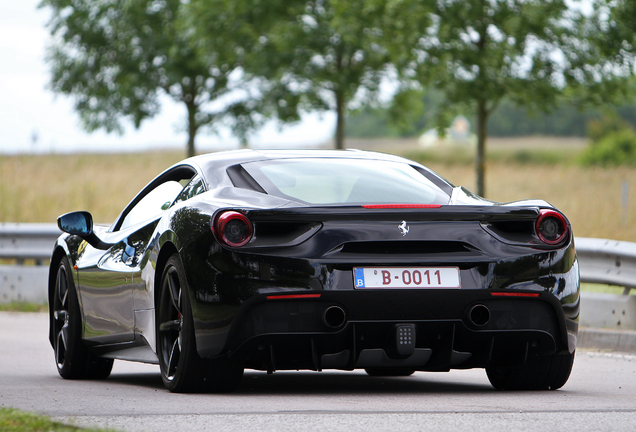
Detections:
1,312,635,432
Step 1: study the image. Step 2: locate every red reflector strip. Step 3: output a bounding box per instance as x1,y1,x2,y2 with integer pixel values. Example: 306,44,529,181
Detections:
362,204,443,209
491,292,540,298
266,294,322,300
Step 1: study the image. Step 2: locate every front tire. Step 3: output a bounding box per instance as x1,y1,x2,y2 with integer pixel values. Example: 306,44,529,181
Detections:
52,257,113,379
486,351,575,390
157,254,243,393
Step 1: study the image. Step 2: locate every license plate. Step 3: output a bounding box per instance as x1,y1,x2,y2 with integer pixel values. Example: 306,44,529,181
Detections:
353,267,461,289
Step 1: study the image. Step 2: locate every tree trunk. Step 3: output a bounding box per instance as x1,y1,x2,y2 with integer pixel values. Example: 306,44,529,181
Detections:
476,99,488,198
335,91,346,150
186,101,197,158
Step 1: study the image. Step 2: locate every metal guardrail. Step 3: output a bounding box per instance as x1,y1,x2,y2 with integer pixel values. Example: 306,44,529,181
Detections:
0,223,61,263
0,223,61,303
0,224,635,301
575,237,636,295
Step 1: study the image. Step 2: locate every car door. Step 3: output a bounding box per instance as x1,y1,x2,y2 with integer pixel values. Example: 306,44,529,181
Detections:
128,175,207,309
77,177,187,345
75,233,136,344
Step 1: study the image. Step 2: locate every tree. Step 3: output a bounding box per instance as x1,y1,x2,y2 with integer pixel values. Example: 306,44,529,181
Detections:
40,0,259,157
194,0,428,150
592,0,636,62
579,0,636,103
405,0,580,197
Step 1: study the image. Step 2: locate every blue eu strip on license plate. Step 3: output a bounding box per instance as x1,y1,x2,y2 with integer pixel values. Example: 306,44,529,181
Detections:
354,268,366,288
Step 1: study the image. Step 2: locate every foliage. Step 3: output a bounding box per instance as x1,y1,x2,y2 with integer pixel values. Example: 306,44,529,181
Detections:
563,0,636,108
489,103,636,137
346,107,403,138
39,0,262,157
588,0,636,73
404,144,580,168
579,128,636,167
489,102,597,137
193,0,429,149
0,407,116,432
401,0,580,197
586,113,634,143
347,89,442,137
347,98,636,138
579,111,636,167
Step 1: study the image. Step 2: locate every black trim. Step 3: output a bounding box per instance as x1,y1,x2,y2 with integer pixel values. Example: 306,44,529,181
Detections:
227,164,267,194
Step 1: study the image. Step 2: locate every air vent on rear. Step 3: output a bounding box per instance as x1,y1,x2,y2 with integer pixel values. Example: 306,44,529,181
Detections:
338,241,474,255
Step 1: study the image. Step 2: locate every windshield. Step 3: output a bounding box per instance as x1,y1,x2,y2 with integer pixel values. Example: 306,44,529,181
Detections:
240,158,450,205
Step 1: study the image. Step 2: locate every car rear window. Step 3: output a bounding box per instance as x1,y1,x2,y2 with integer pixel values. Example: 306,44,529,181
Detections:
240,158,451,205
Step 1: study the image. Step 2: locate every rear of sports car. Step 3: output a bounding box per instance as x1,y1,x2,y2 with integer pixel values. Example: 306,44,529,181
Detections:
183,153,579,390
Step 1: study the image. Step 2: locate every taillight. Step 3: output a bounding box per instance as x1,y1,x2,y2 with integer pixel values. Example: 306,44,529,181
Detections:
214,211,253,247
535,209,568,245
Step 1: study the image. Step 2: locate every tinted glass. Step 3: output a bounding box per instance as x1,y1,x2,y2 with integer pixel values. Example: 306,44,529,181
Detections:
174,177,205,204
241,159,450,205
119,181,184,230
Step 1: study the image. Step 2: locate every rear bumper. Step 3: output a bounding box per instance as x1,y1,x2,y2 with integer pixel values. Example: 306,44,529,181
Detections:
198,289,577,371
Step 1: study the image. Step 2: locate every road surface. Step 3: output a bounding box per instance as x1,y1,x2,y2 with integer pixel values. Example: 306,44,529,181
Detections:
1,312,635,431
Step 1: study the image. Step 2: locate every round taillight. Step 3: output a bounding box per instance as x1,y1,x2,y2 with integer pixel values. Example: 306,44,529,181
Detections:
214,211,253,247
536,209,568,245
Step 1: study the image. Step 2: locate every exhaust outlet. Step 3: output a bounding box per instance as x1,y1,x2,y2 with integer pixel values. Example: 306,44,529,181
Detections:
323,305,346,328
468,304,490,326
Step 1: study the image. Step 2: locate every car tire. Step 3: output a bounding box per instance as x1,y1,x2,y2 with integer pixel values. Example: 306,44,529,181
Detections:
157,254,243,393
52,257,113,379
364,368,415,377
486,351,575,390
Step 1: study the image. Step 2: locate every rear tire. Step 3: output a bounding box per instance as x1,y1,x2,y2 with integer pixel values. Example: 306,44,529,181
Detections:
486,351,575,390
157,254,243,393
52,257,113,379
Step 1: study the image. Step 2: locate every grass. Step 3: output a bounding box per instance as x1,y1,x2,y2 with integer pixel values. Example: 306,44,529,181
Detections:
0,302,47,312
1,137,635,241
0,407,117,432
581,283,636,296
419,163,636,241
399,137,636,242
0,151,183,224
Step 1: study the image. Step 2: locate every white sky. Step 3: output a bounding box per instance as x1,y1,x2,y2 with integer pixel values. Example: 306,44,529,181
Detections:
0,0,335,155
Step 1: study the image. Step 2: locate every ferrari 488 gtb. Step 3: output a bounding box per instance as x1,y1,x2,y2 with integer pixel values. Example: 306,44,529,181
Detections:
49,149,579,392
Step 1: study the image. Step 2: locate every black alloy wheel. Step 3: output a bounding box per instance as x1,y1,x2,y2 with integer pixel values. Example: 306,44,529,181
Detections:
157,254,243,393
52,257,113,379
486,351,575,390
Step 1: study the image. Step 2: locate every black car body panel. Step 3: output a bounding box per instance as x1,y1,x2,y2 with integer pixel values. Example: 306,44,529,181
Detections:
49,149,579,389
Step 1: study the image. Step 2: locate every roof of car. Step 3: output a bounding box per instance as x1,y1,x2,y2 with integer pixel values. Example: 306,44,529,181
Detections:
186,148,416,172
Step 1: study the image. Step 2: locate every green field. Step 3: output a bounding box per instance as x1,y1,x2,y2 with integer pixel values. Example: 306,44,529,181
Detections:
0,407,116,432
2,136,635,241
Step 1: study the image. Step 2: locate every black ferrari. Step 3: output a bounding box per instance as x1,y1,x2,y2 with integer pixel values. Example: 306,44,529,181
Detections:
49,149,579,392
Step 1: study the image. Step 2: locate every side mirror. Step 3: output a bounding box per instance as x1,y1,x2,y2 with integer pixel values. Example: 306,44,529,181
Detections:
57,211,93,236
56,211,113,250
